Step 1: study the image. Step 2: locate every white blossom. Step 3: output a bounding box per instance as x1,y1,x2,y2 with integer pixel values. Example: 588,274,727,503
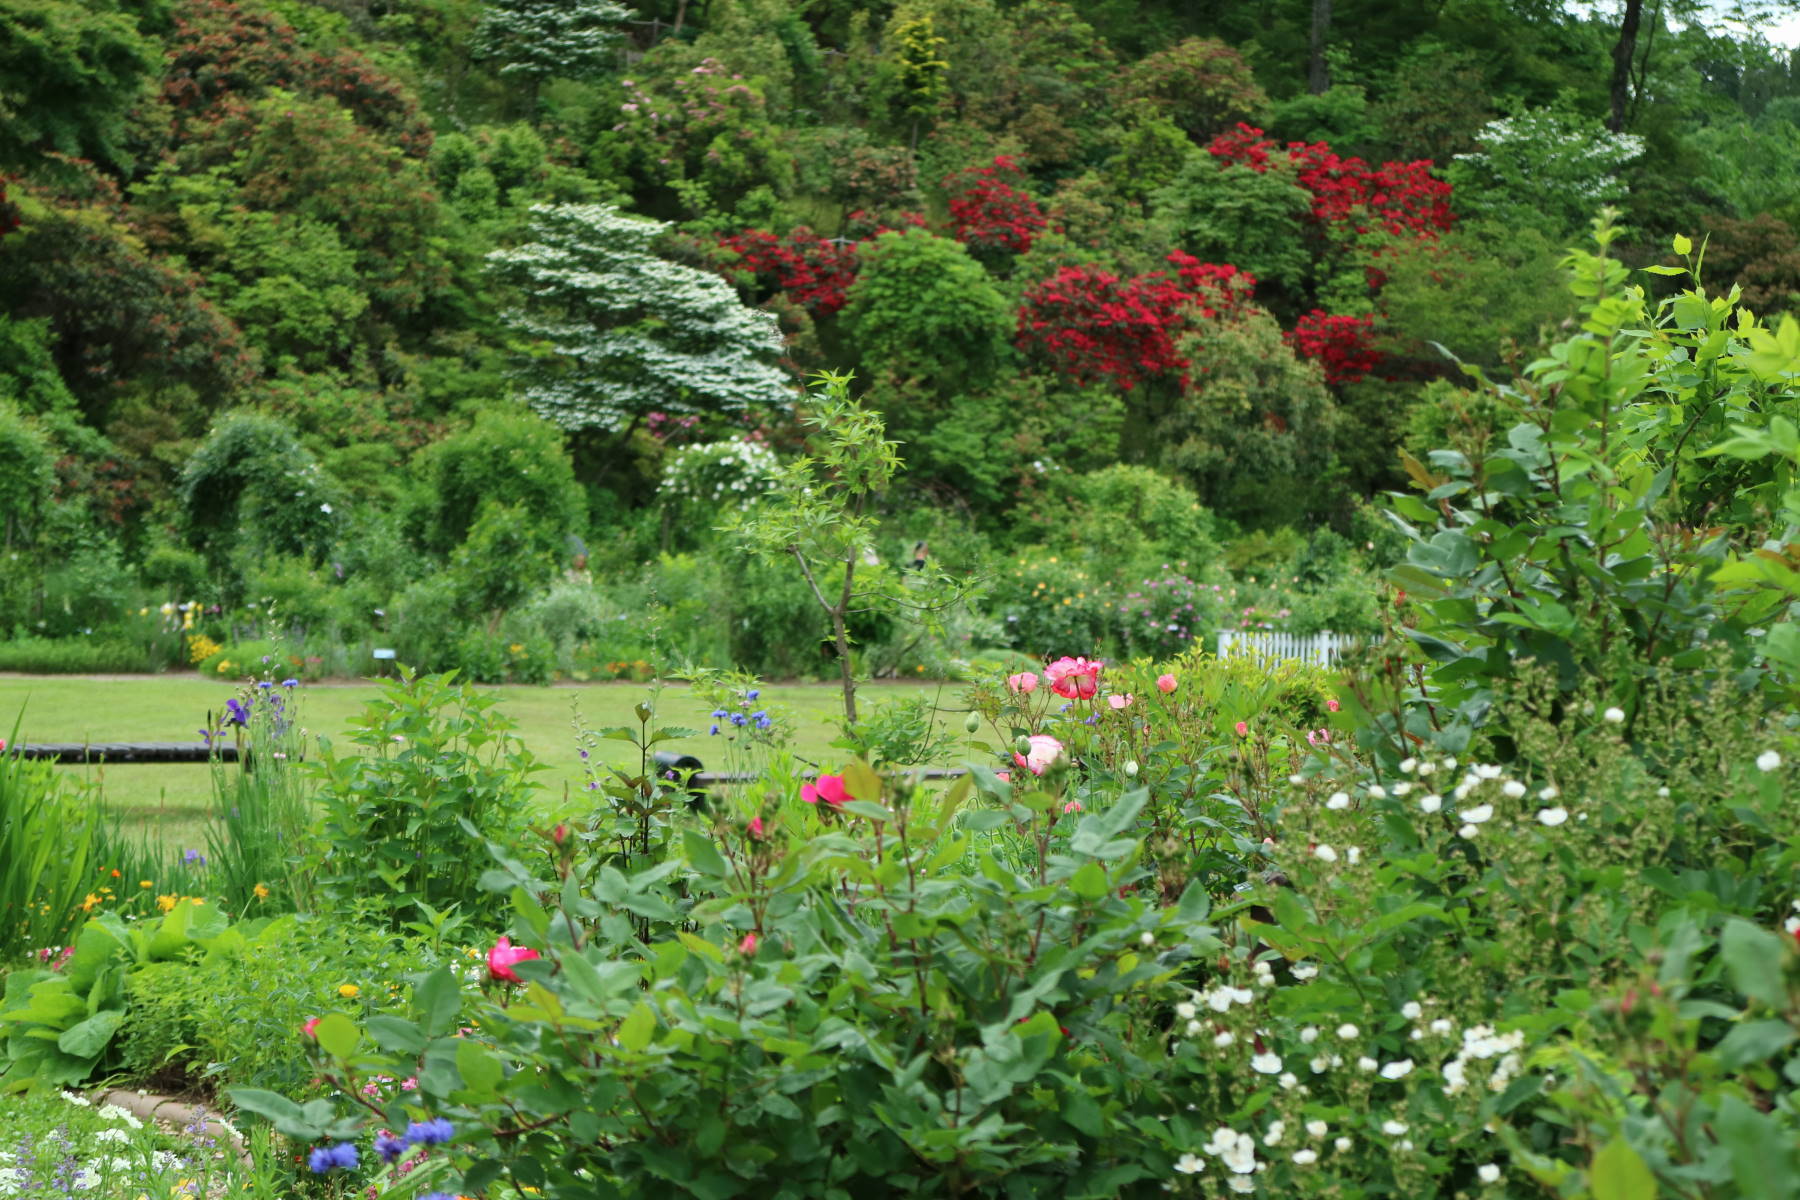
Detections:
1326,791,1350,810
1538,807,1569,827
1757,750,1782,772
1603,706,1625,723
1380,1059,1414,1080
1477,1164,1501,1184
1420,794,1443,814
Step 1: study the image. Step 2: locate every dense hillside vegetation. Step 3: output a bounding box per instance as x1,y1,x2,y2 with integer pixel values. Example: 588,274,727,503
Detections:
4,0,1799,678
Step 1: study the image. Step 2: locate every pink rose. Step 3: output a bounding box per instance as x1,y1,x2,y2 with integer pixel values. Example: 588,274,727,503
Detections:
1107,693,1134,710
1006,671,1039,694
801,773,849,807
1306,727,1331,746
1234,721,1248,737
488,936,541,984
747,816,765,840
739,931,758,954
1156,674,1177,693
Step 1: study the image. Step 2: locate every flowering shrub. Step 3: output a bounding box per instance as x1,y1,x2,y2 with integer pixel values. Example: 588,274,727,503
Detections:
657,436,781,511
1286,310,1382,384
1206,124,1455,240
944,155,1049,256
1015,253,1256,390
716,226,861,314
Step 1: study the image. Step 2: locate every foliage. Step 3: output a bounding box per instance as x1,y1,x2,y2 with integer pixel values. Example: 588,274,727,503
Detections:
309,670,540,927
1447,104,1647,237
471,0,627,89
1115,35,1267,140
1154,154,1314,295
839,227,1013,388
178,411,340,585
408,407,585,557
0,400,55,550
0,0,158,172
0,741,102,969
488,203,793,435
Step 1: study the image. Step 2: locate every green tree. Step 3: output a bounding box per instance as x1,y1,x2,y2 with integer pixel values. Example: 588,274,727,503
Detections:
487,203,792,438
178,412,341,589
1153,154,1313,298
0,0,157,171
409,408,586,557
1114,36,1267,142
839,227,1011,388
471,0,628,112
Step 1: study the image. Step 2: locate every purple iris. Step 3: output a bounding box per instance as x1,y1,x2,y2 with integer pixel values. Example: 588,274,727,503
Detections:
223,697,250,727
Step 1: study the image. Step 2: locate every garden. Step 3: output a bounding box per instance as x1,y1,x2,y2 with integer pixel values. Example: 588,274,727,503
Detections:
5,0,1800,1195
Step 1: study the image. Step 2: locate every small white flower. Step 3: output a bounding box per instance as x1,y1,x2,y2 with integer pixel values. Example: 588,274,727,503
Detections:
1335,1136,1353,1152
1458,804,1494,824
1140,931,1155,946
1292,1149,1318,1165
1300,1025,1319,1043
1458,823,1479,839
1291,963,1318,981
1418,759,1438,775
1430,1018,1453,1034
1251,1052,1282,1074
1538,785,1559,801
1474,764,1503,780
92,1128,130,1145
1175,1151,1206,1174
1757,750,1782,772
1477,1163,1501,1183
1379,1059,1414,1080
1501,780,1526,799
1391,781,1412,795
1314,844,1338,862
1176,1001,1197,1021
1346,846,1362,865
1278,1071,1298,1089
1305,1120,1328,1138
1399,757,1418,773
1367,785,1386,799
1214,1030,1236,1048
1309,1055,1331,1073
1263,1120,1285,1145
1381,1119,1408,1136
1357,1055,1379,1072
1289,773,1305,785
1336,1023,1359,1040
1227,1177,1255,1194
1326,791,1350,810
1785,916,1800,935
1186,1019,1204,1036
1538,806,1569,827
1419,794,1442,813
1401,1000,1422,1020
1602,706,1624,723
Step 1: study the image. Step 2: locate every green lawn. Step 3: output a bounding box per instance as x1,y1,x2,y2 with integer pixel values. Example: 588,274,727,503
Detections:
0,674,974,850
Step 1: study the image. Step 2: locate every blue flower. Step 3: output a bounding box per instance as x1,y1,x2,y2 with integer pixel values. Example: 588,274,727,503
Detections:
711,709,729,719
422,1194,456,1200
745,688,760,701
405,1117,454,1147
183,849,206,867
729,712,748,727
281,678,299,688
308,1142,358,1173
709,723,720,735
374,1133,405,1163
256,680,273,690
223,698,250,727
754,712,772,731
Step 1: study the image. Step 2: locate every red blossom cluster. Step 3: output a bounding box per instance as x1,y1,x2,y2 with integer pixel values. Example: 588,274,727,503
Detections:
945,156,1049,255
1206,124,1454,239
1287,310,1382,384
718,227,861,314
1016,252,1256,391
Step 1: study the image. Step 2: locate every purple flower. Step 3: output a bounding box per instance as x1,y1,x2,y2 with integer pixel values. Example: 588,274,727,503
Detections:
308,1142,358,1172
281,678,299,688
374,1133,405,1163
405,1118,454,1147
223,697,250,727
183,849,206,867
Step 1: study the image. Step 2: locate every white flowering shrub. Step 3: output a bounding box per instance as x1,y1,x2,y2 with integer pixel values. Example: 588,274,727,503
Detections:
656,436,781,510
1446,105,1645,234
487,204,794,433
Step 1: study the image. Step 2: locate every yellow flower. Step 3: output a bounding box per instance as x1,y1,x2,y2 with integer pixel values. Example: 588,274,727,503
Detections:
140,880,153,888
81,892,102,912
253,883,270,900
216,659,233,674
508,642,525,654
338,983,360,999
156,894,178,912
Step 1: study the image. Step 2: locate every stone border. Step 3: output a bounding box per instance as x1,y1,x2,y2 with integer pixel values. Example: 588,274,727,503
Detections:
90,1087,252,1167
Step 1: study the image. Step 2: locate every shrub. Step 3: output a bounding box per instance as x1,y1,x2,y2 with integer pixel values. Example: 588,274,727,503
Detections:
0,743,103,967
309,670,540,927
0,636,149,673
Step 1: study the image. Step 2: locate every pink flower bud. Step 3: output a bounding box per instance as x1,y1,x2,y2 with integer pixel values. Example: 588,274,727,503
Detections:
1156,674,1177,693
1235,721,1248,737
739,931,758,954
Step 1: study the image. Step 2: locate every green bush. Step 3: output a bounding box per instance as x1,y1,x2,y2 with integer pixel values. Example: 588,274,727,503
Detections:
0,636,150,673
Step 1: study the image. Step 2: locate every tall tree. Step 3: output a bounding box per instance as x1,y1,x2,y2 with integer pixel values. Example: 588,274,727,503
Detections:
0,0,157,171
471,0,629,112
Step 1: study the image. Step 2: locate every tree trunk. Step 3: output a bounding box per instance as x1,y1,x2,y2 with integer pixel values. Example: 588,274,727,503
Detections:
836,553,858,725
1607,0,1644,132
1308,0,1332,95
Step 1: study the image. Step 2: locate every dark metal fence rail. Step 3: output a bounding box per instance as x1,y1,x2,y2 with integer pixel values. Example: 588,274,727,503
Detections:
17,743,241,764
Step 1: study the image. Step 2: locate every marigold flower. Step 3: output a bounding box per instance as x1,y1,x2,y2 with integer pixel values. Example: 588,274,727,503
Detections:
253,884,270,900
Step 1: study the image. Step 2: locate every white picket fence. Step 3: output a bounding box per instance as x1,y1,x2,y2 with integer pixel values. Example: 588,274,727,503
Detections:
1215,629,1348,668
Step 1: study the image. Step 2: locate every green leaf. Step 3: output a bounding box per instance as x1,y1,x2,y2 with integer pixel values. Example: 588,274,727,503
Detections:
412,966,461,1038
1672,233,1692,256
313,1013,360,1060
683,829,728,877
365,1016,426,1055
1068,862,1108,901
1720,919,1788,1008
616,1002,656,1052
1590,1137,1655,1200
1717,1093,1795,1200
842,760,883,803
456,1039,504,1094
55,1009,122,1059
1715,1019,1796,1070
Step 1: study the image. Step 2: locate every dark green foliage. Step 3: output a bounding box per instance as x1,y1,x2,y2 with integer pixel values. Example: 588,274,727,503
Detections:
0,0,158,171
840,228,1012,387
408,407,586,557
178,411,341,584
1153,155,1313,298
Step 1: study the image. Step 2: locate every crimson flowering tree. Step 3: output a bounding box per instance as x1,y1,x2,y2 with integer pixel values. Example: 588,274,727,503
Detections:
1204,124,1457,384
1287,311,1382,385
1015,252,1256,391
716,213,928,315
945,155,1049,256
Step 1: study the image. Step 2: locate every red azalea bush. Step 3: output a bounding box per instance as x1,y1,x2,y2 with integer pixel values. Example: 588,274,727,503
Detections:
945,155,1049,255
717,227,861,314
1287,310,1382,385
1016,252,1256,390
1207,124,1453,239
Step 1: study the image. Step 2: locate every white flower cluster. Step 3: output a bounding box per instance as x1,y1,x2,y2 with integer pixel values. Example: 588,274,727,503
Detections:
1201,1126,1260,1190
657,437,782,507
1441,1023,1526,1096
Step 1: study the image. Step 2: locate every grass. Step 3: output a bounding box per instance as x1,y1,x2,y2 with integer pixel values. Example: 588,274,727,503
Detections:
0,674,975,852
